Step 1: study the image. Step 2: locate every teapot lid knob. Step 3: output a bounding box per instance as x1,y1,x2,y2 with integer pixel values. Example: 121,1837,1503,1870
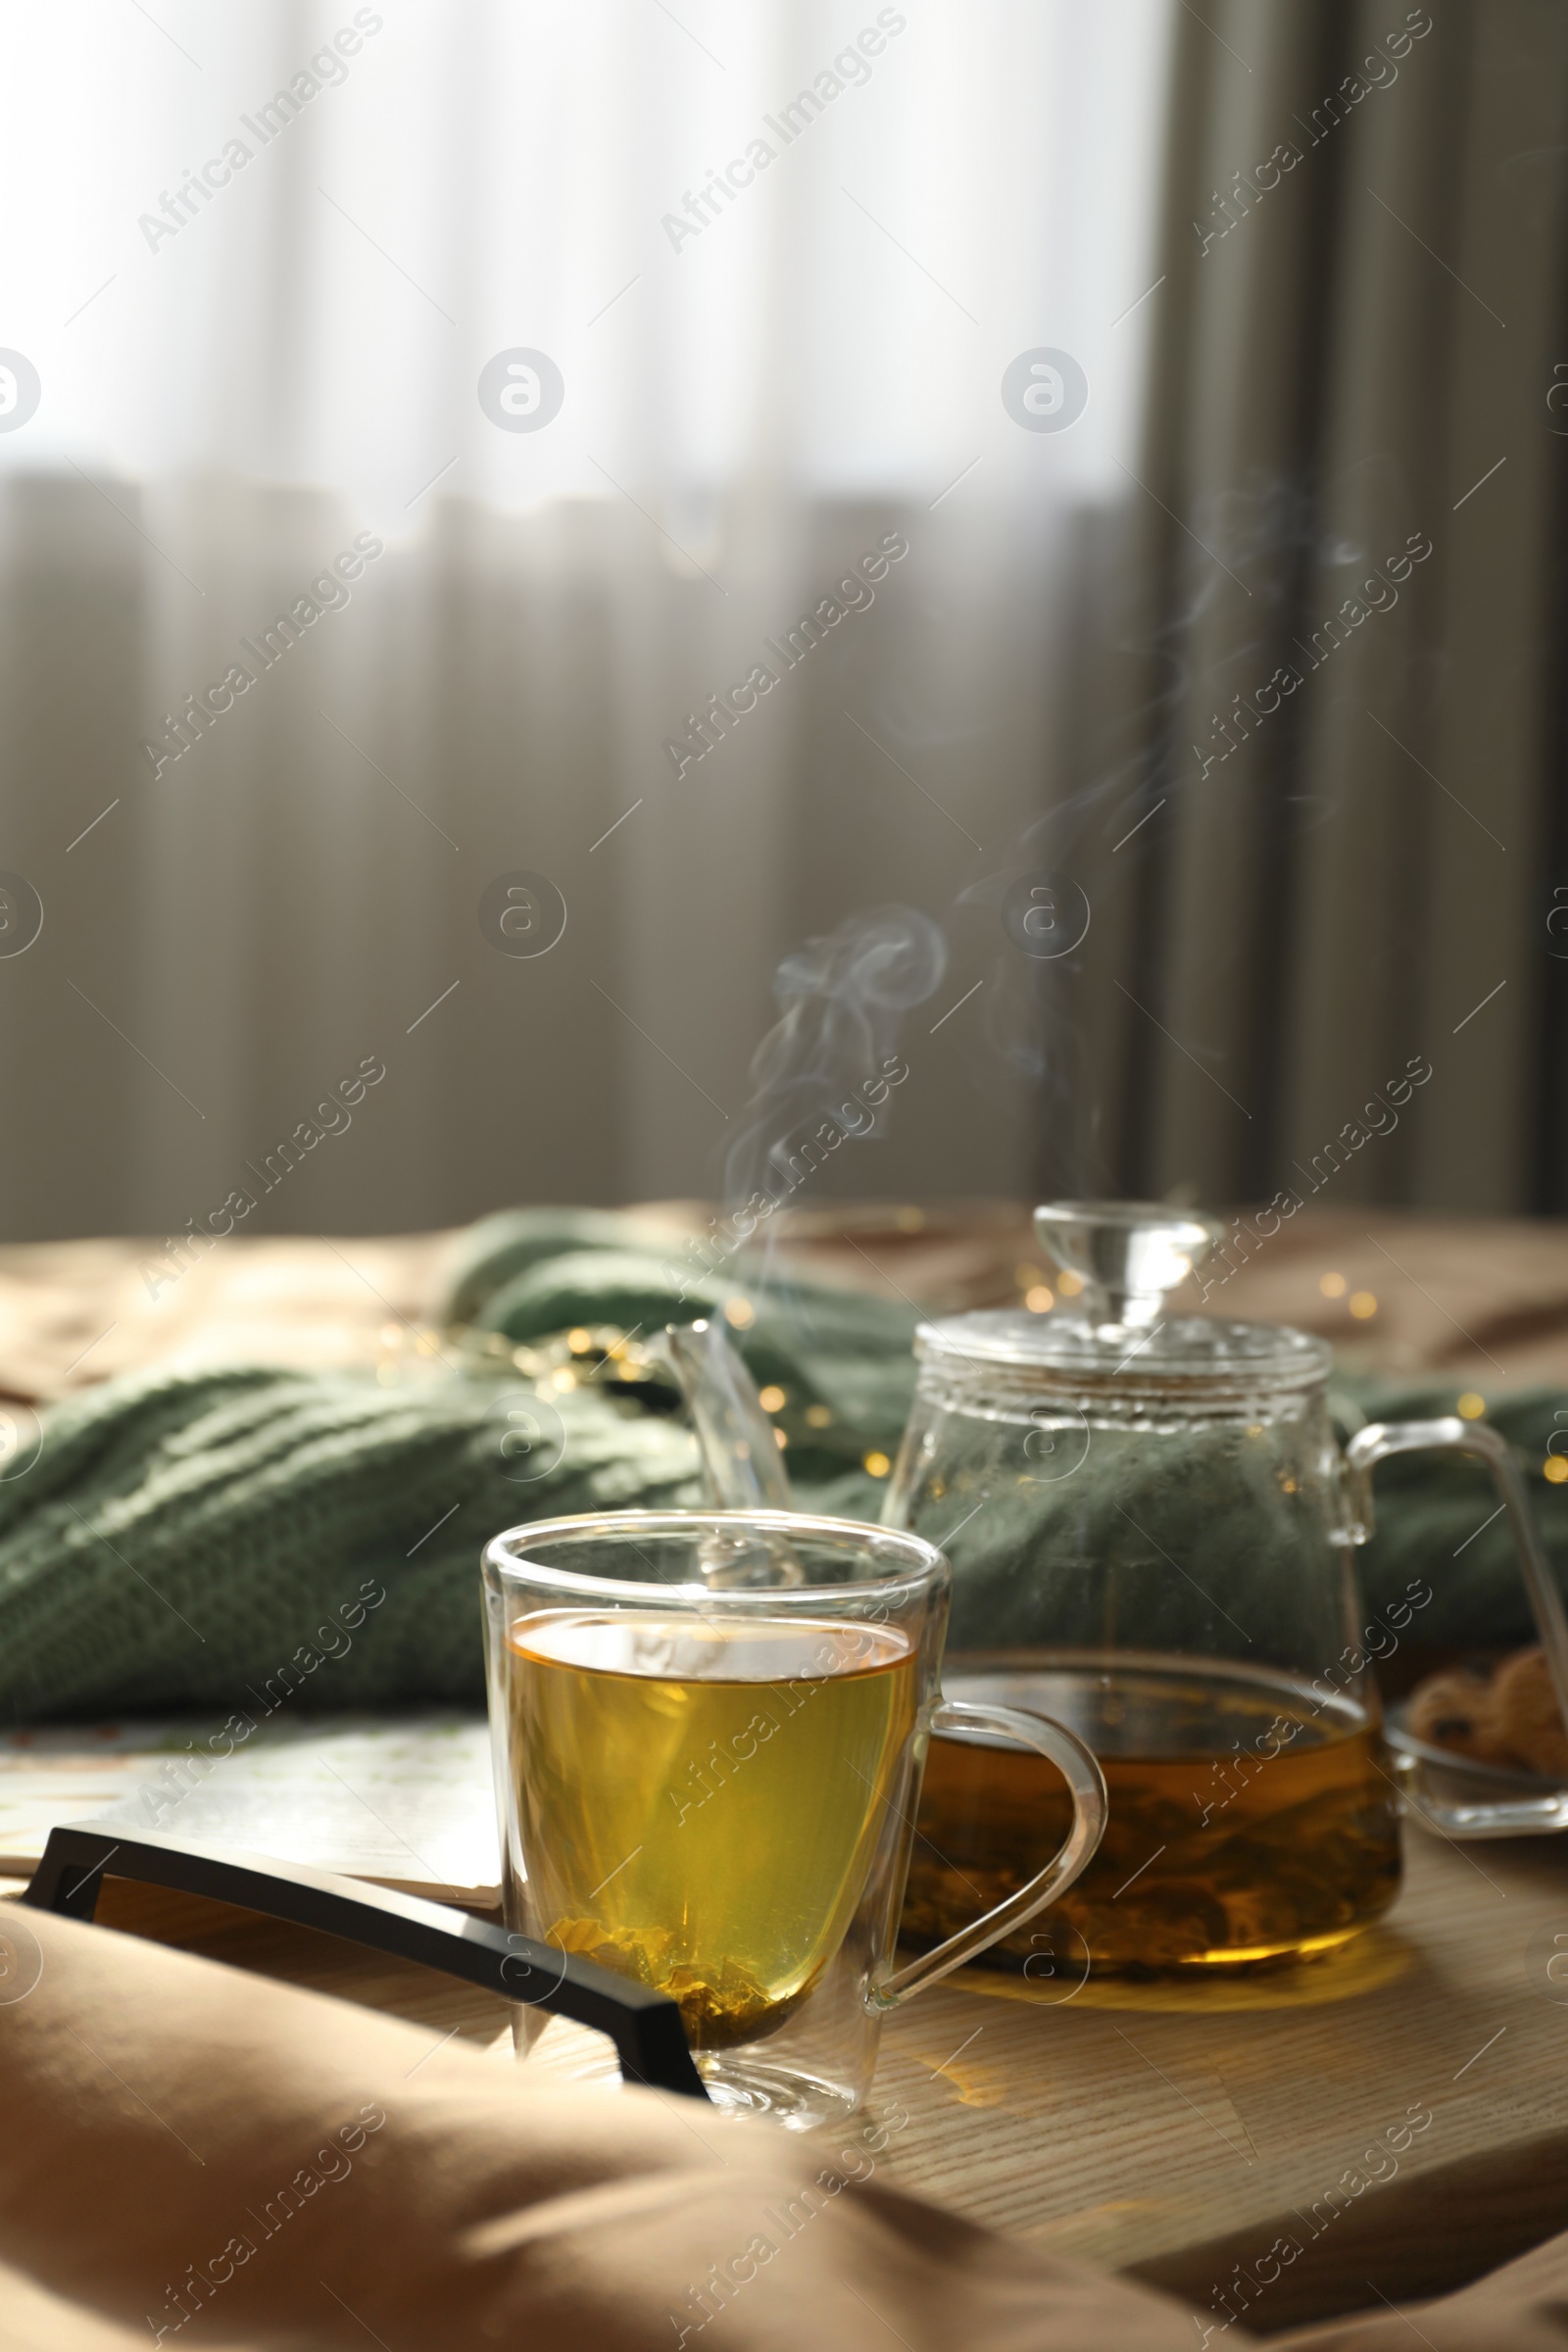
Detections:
1033,1200,1225,1330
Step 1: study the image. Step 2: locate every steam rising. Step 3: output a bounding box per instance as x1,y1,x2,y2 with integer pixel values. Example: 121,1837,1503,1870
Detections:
723,904,946,1209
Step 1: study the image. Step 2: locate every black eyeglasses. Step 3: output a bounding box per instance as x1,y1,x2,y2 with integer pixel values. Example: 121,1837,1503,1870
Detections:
22,1819,708,2101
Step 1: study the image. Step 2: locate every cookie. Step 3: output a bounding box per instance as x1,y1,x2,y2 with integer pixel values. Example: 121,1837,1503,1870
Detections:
1408,1646,1568,1778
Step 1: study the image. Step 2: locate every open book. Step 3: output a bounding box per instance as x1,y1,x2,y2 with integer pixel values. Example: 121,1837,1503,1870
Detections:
0,1712,501,1909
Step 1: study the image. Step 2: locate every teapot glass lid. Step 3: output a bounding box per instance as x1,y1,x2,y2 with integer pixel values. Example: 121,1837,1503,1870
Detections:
914,1201,1331,1392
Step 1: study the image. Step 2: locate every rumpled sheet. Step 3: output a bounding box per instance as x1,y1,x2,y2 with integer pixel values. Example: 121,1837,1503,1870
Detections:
0,1902,1565,2350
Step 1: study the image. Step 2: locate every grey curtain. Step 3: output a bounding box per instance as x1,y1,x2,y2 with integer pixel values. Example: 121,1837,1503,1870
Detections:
0,481,1063,1240
1049,0,1568,1216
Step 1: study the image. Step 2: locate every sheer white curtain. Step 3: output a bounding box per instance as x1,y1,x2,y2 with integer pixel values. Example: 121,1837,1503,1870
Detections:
0,0,1171,1239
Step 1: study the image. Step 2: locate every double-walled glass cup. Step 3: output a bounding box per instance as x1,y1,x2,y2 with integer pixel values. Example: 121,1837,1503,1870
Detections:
482,1510,1106,2128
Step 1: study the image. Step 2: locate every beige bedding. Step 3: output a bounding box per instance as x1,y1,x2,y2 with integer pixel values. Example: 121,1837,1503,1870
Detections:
2,1202,1562,1408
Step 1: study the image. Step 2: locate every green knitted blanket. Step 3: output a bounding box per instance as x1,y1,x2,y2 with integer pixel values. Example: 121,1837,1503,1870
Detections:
0,1208,1562,1723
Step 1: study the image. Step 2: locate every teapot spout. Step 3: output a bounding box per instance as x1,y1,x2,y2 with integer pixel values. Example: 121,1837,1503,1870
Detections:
652,1317,796,1510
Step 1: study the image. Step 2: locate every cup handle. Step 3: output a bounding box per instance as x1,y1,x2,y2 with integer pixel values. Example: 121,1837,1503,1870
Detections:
867,1699,1107,2011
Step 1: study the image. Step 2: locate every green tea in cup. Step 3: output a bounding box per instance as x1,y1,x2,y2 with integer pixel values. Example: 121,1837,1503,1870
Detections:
505,1612,915,2046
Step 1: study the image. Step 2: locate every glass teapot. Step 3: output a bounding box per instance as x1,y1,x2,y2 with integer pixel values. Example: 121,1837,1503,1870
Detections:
667,1202,1568,1980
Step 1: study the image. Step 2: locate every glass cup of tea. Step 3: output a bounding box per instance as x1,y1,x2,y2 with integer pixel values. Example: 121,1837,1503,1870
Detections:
482,1509,1107,2129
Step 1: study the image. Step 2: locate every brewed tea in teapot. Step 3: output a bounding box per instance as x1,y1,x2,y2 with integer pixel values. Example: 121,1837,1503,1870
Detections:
885,1202,1403,1977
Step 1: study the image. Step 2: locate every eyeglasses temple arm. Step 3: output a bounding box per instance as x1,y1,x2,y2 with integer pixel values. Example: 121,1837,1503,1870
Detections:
20,1818,708,2103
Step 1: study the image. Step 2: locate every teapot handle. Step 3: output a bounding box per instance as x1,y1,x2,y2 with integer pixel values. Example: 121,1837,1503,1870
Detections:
1346,1416,1568,1832
866,1701,1108,2010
